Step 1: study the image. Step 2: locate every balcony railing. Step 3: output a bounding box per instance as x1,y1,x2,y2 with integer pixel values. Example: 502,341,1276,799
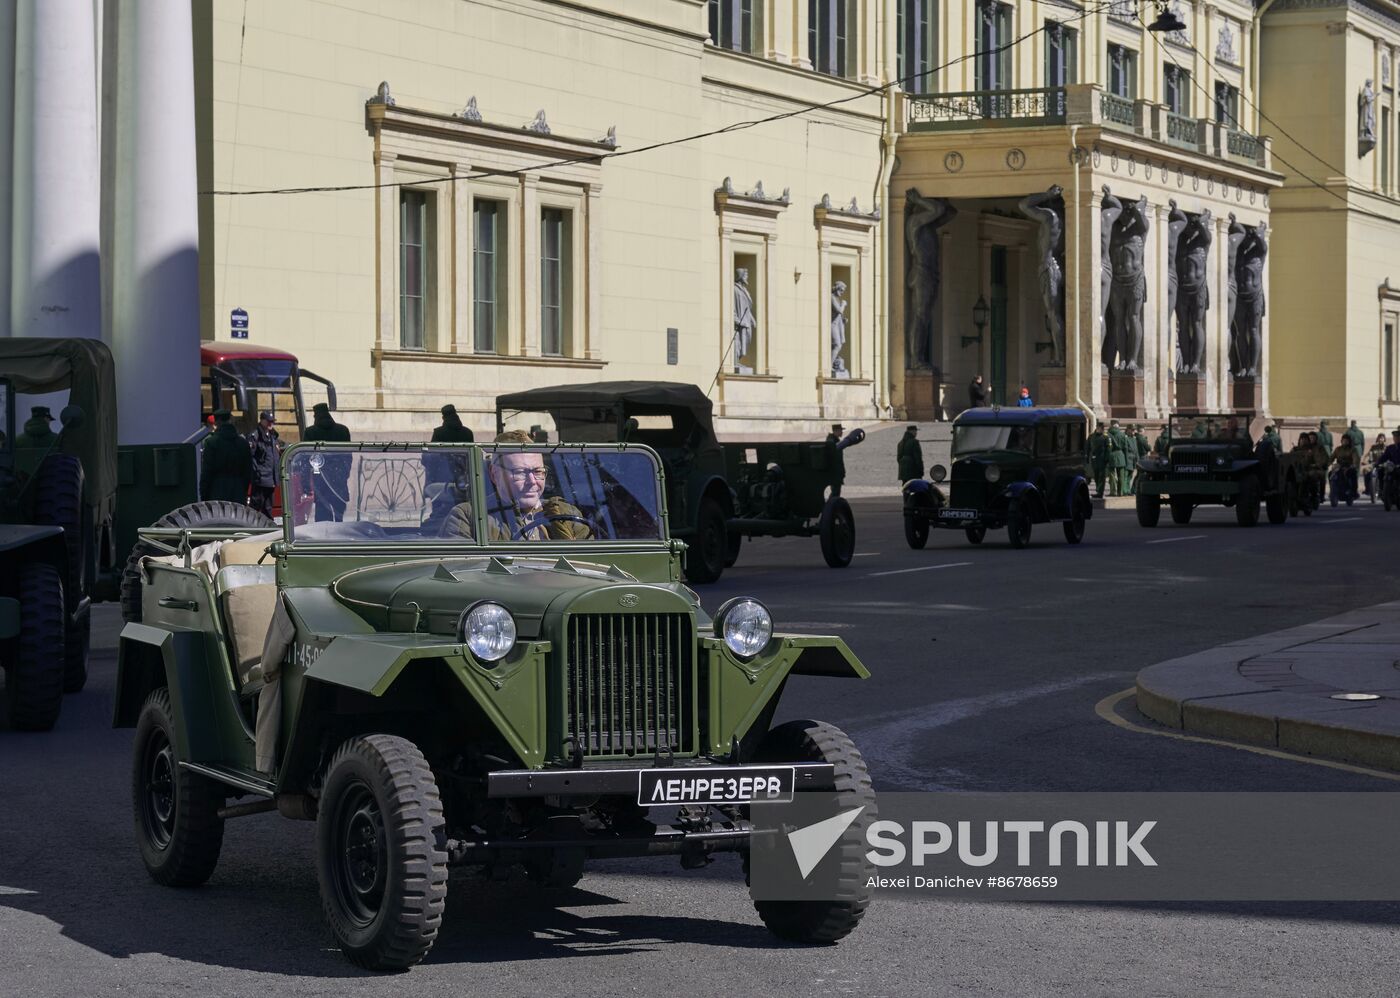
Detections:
1165,111,1201,150
1107,0,1137,25
1100,92,1135,129
907,87,1067,131
1226,128,1260,164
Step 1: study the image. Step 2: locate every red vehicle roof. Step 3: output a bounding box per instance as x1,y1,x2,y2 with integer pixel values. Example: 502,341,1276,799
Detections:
200,340,299,364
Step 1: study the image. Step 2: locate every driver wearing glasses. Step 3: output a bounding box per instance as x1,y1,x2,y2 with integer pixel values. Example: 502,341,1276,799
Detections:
440,429,593,540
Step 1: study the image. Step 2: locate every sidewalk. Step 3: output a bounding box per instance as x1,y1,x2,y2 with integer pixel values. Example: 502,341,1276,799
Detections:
1136,601,1400,771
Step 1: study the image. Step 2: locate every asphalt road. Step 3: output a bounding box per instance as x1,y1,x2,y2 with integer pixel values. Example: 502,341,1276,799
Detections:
4,498,1400,997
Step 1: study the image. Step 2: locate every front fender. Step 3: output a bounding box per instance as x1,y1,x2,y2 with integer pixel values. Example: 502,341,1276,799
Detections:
115,623,235,766
902,479,945,512
998,481,1048,521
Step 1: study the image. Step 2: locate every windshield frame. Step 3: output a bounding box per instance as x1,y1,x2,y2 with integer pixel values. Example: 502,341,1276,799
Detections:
952,424,1035,458
280,441,671,550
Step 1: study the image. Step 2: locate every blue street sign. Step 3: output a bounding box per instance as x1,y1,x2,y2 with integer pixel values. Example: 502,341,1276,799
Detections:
231,307,249,339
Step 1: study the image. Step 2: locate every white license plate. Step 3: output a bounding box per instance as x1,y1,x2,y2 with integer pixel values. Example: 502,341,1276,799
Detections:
638,766,795,806
1175,465,1207,474
938,508,978,520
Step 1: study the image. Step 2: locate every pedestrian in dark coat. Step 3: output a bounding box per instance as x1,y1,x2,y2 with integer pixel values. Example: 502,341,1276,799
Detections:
302,402,351,521
201,409,253,504
968,374,988,409
431,404,475,443
897,425,923,484
246,409,282,516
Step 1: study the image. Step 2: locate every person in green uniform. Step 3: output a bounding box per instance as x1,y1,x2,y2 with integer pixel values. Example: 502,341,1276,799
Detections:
16,405,58,449
1264,423,1283,454
200,409,253,504
431,404,475,443
1129,424,1151,493
1308,431,1331,506
1106,420,1129,497
1316,420,1333,459
1343,419,1365,453
303,402,352,521
1087,424,1109,498
897,425,923,484
826,423,846,498
1153,423,1171,456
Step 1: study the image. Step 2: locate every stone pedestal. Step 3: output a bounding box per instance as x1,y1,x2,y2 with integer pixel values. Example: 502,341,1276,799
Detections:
1036,366,1068,406
1108,372,1145,419
1175,373,1204,413
903,370,945,421
1231,376,1263,415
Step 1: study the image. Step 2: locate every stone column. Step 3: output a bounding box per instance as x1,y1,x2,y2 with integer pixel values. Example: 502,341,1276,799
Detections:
374,151,397,351
0,2,15,335
792,0,811,70
520,173,540,357
450,163,469,353
110,0,201,444
1084,187,1106,415
1151,202,1171,417
585,183,603,359
1211,213,1229,411
10,0,101,342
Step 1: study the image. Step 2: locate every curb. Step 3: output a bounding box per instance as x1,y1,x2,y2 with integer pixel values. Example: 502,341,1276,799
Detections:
1135,602,1400,772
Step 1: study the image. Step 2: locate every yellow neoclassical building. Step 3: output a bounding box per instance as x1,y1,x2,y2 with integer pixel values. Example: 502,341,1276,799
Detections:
192,0,1397,435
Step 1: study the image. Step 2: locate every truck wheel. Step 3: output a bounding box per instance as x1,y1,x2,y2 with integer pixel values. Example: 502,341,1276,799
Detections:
1063,493,1087,544
965,525,986,545
1007,502,1032,549
1265,491,1288,525
819,497,855,568
1286,479,1300,517
33,454,89,692
133,688,225,885
1235,478,1261,527
120,501,274,622
1135,491,1160,527
1169,497,1193,525
6,562,66,731
682,498,728,584
316,734,448,971
747,720,875,944
903,513,929,549
724,530,743,568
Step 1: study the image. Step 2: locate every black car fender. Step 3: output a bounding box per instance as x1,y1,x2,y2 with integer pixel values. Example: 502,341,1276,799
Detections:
902,479,945,514
997,480,1050,522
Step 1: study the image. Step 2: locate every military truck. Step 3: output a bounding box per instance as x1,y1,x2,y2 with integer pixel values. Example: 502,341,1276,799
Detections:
496,382,862,583
1135,413,1299,528
116,440,876,970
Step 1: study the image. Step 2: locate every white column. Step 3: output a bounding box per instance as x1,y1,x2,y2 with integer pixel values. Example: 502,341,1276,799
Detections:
109,0,200,445
0,2,15,335
11,0,101,341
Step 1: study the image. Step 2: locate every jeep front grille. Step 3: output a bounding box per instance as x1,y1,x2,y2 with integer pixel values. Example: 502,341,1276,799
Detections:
1171,450,1215,479
565,613,695,758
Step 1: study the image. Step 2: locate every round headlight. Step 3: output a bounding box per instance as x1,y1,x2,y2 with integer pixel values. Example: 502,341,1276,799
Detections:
458,602,516,663
715,598,773,659
984,464,1002,483
929,464,948,483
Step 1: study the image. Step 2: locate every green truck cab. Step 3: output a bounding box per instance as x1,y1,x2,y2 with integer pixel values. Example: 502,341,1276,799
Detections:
903,407,1092,549
116,440,875,970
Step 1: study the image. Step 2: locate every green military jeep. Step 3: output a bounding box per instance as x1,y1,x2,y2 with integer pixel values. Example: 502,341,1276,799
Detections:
116,440,875,970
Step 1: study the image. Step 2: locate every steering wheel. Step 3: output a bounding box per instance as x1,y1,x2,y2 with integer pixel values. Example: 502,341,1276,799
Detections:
513,513,593,540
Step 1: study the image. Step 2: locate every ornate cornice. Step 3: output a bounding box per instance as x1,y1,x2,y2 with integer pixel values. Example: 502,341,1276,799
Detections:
1268,0,1400,35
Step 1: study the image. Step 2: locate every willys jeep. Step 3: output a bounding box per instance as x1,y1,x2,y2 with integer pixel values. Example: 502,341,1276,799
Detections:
903,407,1092,549
116,440,875,970
496,382,863,584
1135,413,1299,528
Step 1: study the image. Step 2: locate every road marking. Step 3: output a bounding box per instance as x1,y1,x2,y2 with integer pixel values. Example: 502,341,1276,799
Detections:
0,886,37,896
1316,516,1361,524
1145,534,1206,544
852,552,881,557
1094,688,1400,783
866,561,973,578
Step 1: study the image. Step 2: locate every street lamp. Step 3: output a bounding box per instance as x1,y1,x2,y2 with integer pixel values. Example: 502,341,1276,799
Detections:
1146,3,1187,33
962,295,989,348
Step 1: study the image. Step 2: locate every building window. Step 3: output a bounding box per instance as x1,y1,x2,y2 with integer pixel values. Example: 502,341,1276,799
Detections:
975,1,1013,91
399,190,429,351
1383,109,1392,194
1045,21,1078,86
1108,44,1137,99
897,0,937,92
708,0,758,54
1385,320,1396,399
809,0,856,78
540,208,572,357
473,198,506,354
1164,64,1191,115
1215,81,1240,126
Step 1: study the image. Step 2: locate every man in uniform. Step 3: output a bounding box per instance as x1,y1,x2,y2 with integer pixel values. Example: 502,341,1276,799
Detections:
1264,423,1283,454
1330,433,1360,505
431,403,474,443
200,409,252,504
1344,419,1365,453
897,425,923,484
1131,425,1152,492
1087,423,1108,498
1154,423,1171,457
1106,420,1129,497
440,430,591,540
1316,420,1334,460
246,409,282,516
17,405,58,448
303,402,351,521
826,423,846,498
1308,431,1332,506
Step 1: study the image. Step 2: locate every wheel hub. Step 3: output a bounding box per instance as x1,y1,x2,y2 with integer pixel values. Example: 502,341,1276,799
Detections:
335,786,387,922
142,734,177,849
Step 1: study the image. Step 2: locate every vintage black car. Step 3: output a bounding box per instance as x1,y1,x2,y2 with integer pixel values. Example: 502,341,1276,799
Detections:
903,407,1092,548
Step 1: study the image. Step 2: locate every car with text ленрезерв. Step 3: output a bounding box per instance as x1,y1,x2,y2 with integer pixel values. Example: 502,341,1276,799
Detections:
1134,413,1300,528
902,407,1093,549
115,440,877,971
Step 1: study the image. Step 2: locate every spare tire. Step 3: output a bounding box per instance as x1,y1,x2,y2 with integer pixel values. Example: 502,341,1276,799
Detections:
120,501,275,623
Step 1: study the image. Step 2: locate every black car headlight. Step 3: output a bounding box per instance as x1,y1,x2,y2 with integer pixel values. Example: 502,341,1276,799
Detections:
458,601,516,663
929,464,947,483
714,597,773,659
984,465,1002,483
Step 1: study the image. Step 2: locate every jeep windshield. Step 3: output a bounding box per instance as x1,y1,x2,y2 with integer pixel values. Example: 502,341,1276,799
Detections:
285,445,665,543
952,425,1034,456
1169,414,1249,443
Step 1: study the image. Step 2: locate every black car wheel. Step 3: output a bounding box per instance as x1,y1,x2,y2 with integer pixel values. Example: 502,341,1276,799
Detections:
1007,503,1032,549
316,734,448,971
133,688,225,885
1135,491,1161,528
746,720,875,944
903,513,929,550
1265,490,1288,525
1169,497,1193,525
819,497,855,568
965,525,986,545
6,561,66,731
1235,477,1261,527
1063,493,1087,544
33,454,89,692
682,498,728,584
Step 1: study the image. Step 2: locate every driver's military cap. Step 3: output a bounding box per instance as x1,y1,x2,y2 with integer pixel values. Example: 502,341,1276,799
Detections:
494,429,533,444
440,404,457,417
312,402,331,414
213,408,232,422
31,405,53,420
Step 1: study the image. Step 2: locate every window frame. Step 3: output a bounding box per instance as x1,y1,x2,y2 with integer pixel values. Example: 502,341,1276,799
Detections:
539,205,574,358
809,0,857,79
975,1,1013,92
1214,81,1240,126
708,0,759,55
1164,63,1191,116
398,188,430,352
471,195,508,355
1044,19,1078,87
897,0,938,93
1107,43,1138,99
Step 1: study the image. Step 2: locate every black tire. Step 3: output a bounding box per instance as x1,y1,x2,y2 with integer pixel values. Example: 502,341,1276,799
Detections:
747,720,875,944
1135,491,1161,527
682,498,728,585
63,605,91,694
965,525,986,545
819,497,855,568
1236,477,1261,527
1007,502,1032,549
903,513,929,549
120,501,274,622
133,688,225,885
1286,478,1300,517
316,734,448,971
33,454,89,692
723,529,743,568
1169,497,1193,524
6,561,66,731
1063,491,1087,544
1265,491,1287,525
